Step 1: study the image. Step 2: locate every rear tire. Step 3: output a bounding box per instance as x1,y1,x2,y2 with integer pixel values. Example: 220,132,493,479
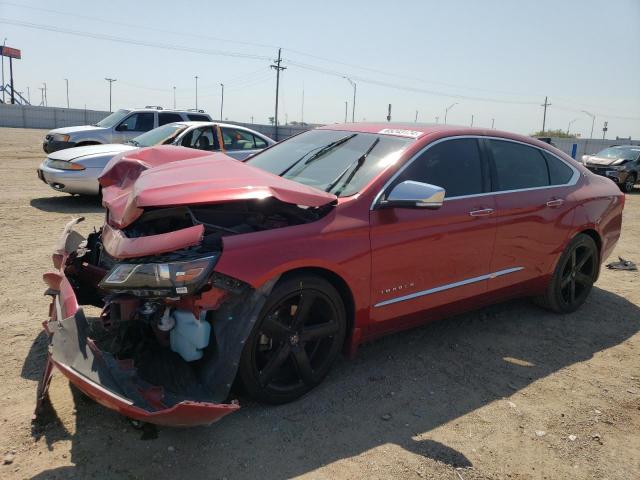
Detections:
535,234,599,313
238,274,346,404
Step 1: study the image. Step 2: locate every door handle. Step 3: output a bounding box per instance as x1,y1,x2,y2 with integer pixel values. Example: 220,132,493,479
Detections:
469,208,495,217
546,198,565,208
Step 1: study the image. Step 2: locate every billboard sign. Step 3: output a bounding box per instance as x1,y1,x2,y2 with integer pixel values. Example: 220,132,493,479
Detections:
0,46,21,59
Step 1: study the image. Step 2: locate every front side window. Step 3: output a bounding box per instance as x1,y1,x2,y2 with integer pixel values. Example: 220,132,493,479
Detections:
489,140,549,191
158,112,184,126
117,112,155,132
392,138,484,198
96,109,130,128
253,134,268,149
246,129,412,197
180,126,219,151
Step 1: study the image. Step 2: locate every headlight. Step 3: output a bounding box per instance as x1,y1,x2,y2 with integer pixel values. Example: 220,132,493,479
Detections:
46,159,86,170
99,255,218,295
52,133,70,142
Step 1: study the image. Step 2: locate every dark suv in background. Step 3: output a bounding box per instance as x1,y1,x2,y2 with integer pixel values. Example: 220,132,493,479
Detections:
582,145,640,192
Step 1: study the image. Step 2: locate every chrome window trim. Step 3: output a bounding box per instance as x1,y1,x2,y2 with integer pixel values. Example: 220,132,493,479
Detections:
370,135,580,210
373,267,524,308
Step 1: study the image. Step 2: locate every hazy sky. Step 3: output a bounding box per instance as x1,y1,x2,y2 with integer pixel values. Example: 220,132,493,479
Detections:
1,0,639,138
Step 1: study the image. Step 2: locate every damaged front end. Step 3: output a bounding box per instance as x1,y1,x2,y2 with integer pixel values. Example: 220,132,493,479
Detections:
36,147,337,427
36,217,281,426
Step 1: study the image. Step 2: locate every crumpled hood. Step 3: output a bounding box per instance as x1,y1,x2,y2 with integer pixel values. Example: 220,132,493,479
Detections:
99,145,337,229
48,125,105,136
584,155,619,166
48,143,137,162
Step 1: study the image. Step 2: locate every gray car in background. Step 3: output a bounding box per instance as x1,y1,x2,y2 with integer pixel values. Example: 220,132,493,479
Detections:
37,122,275,195
42,107,213,153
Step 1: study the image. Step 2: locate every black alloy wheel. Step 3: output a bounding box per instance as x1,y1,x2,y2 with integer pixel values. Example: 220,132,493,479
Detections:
536,233,599,313
238,275,346,404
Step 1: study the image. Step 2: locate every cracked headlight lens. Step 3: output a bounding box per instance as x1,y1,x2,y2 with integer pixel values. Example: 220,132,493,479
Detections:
100,255,218,294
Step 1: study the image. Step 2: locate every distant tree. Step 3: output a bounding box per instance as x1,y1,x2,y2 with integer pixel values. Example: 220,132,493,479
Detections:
268,116,275,125
531,129,578,139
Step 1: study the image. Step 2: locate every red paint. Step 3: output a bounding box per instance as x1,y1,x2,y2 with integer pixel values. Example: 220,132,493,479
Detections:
43,124,625,427
102,223,205,259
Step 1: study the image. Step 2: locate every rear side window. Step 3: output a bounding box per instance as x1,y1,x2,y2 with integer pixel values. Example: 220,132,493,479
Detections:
187,114,210,121
394,138,484,198
158,112,184,126
489,140,549,191
542,151,574,185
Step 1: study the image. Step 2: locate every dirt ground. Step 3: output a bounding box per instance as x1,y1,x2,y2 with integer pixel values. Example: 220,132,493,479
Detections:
0,127,638,480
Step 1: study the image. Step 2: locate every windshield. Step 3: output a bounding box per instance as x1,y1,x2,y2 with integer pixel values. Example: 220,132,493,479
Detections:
95,109,131,128
595,146,640,160
129,124,188,147
246,130,412,197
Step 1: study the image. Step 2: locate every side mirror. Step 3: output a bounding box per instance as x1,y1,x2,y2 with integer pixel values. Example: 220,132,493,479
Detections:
378,180,445,209
116,123,129,132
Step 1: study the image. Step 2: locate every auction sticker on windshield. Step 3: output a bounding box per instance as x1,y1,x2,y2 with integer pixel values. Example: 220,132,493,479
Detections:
377,128,423,138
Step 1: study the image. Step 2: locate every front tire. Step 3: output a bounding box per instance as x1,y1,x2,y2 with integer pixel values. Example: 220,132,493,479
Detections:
535,233,599,313
620,173,636,193
238,274,346,404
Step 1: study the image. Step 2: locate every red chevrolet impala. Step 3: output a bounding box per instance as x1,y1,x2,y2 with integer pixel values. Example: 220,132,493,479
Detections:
37,124,624,427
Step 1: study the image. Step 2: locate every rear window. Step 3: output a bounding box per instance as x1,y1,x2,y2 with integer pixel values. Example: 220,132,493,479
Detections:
187,114,210,121
489,139,549,191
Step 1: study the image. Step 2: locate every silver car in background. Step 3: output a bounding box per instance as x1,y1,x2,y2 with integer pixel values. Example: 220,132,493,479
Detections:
37,122,275,195
42,107,213,153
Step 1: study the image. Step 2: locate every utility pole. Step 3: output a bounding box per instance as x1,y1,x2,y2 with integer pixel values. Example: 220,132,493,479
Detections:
540,96,551,133
344,101,348,123
250,115,254,124
270,48,286,140
105,78,116,112
64,78,69,108
386,104,392,122
415,110,418,123
435,116,439,124
1,38,6,103
470,114,474,127
39,86,45,106
491,118,495,129
43,82,47,106
602,121,608,140
444,103,457,124
26,86,30,104
343,77,356,122
301,85,304,124
194,76,199,110
173,86,176,109
219,83,224,120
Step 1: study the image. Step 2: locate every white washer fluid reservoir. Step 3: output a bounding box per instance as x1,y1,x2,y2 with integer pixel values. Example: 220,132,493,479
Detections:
169,309,211,362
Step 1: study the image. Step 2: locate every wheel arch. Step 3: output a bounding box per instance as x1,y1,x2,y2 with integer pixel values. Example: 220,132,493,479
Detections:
278,266,356,353
578,228,602,256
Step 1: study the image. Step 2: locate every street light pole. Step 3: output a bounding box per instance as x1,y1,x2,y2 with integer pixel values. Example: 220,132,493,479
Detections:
344,101,348,123
582,110,596,154
64,78,69,108
343,77,356,122
491,118,495,129
415,110,418,123
435,116,439,124
220,83,224,120
194,76,199,110
444,103,457,124
104,78,116,112
173,86,176,109
566,118,578,135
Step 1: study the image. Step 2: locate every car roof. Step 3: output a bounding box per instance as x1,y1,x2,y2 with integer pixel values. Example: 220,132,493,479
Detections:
318,122,562,151
169,121,273,138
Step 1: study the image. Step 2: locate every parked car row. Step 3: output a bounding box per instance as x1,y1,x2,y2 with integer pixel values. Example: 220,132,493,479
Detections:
36,121,625,427
38,119,275,195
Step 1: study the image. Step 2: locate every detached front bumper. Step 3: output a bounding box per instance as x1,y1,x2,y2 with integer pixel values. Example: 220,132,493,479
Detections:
35,219,240,427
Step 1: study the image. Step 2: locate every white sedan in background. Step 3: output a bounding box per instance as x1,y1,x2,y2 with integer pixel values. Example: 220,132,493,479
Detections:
37,122,275,195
